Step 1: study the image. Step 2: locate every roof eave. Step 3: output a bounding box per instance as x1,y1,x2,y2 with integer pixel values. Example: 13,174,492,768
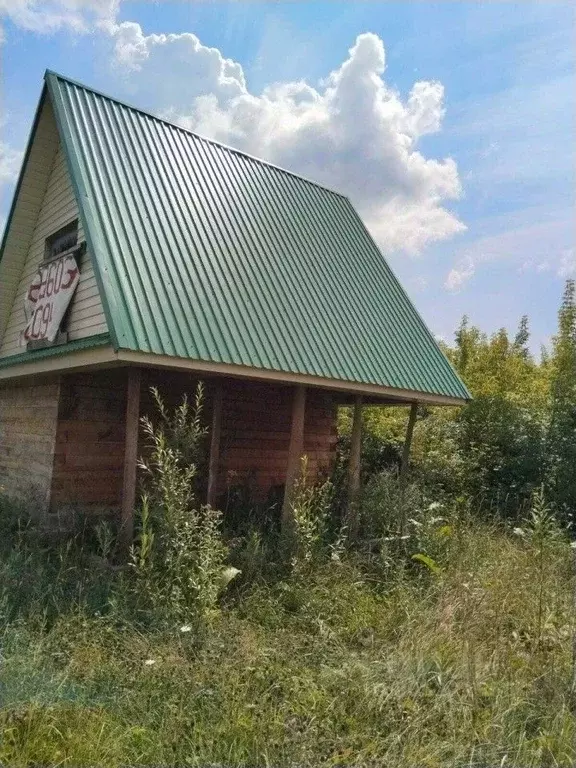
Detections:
0,341,469,405
0,333,112,372
114,348,470,406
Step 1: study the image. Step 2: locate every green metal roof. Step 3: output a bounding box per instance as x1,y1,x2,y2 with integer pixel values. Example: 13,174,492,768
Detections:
43,71,470,402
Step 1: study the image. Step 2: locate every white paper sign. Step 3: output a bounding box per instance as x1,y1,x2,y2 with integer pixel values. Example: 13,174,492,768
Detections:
21,254,80,345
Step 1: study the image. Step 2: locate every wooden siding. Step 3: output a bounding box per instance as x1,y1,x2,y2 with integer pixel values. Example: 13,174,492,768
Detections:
0,97,59,343
0,378,61,515
0,133,108,357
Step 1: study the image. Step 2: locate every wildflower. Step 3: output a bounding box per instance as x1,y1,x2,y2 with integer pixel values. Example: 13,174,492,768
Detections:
428,502,443,511
144,659,156,666
180,625,192,633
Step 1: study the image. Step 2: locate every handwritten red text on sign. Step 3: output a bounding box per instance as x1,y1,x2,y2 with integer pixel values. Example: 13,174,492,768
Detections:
21,254,80,345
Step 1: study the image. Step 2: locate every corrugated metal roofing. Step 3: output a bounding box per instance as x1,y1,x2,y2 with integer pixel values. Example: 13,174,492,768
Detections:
46,71,470,401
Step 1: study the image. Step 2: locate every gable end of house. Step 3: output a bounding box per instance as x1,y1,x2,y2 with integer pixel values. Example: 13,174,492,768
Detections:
0,84,109,360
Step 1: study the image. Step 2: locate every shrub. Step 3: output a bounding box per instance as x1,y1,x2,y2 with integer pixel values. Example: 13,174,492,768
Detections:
285,456,334,575
411,408,466,497
129,385,234,629
546,279,576,522
360,469,426,541
457,395,547,516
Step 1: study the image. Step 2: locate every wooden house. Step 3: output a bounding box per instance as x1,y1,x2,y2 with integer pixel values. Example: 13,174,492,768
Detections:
0,72,470,539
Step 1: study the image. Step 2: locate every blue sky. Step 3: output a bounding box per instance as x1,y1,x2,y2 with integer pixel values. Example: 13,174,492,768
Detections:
1,1,574,353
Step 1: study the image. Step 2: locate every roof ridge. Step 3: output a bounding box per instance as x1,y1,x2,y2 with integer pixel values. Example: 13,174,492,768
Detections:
45,69,349,201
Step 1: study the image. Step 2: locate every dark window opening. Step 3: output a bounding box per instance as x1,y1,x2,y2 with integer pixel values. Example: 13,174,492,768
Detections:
44,219,78,262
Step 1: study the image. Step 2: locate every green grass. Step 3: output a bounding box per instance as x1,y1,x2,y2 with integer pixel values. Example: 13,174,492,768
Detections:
1,513,573,768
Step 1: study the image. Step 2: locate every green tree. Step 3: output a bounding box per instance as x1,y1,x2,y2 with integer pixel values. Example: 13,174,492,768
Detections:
444,317,548,513
337,286,573,521
546,279,576,519
513,315,530,358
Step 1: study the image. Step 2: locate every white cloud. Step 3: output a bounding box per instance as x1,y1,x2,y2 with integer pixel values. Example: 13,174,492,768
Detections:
0,141,23,186
105,23,465,255
0,13,465,257
0,141,23,241
105,20,247,105
0,93,23,208
410,275,428,293
445,255,475,292
0,0,118,34
521,250,574,279
558,249,575,278
445,206,574,289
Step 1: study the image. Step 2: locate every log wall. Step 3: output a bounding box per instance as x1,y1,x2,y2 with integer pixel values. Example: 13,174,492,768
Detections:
50,370,127,511
0,368,339,518
217,379,337,502
140,372,337,503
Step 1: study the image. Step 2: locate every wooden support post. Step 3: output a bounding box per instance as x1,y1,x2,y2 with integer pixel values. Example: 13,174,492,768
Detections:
281,385,307,532
400,403,418,485
207,381,223,508
120,367,141,555
346,395,363,538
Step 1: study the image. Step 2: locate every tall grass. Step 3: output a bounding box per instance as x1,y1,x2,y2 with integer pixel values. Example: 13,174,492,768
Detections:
1,499,572,766
0,397,573,766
